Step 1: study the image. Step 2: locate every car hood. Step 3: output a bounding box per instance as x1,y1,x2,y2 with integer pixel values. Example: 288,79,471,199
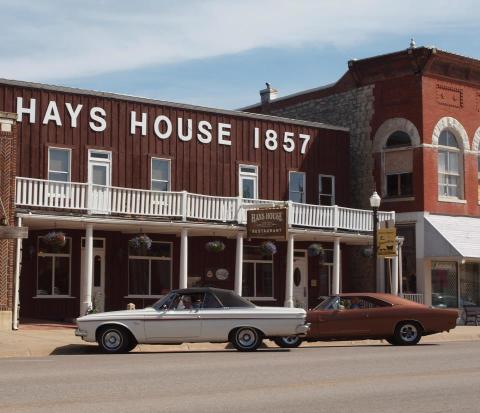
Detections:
77,308,154,322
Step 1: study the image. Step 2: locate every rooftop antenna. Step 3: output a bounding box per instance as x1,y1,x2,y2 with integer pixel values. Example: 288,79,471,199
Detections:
409,38,416,49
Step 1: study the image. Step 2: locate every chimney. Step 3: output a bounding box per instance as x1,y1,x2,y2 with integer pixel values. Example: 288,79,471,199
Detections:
259,83,278,113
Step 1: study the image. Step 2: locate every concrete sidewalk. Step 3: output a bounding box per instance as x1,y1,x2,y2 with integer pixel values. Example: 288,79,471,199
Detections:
0,324,479,358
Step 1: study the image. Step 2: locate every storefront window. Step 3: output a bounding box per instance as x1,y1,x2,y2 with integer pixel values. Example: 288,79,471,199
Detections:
242,246,273,298
128,242,172,296
461,263,480,306
431,261,458,308
37,236,71,296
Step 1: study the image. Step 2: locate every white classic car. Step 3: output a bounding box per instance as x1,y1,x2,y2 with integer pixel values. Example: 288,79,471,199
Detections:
76,287,309,353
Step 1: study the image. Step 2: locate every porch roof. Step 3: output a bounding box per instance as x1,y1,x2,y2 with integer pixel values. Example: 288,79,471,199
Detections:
17,212,373,245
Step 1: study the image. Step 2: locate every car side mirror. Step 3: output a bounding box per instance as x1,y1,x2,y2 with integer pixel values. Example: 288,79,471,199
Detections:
338,305,345,310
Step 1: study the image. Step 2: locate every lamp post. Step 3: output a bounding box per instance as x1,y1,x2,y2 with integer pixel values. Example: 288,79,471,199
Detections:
369,191,381,285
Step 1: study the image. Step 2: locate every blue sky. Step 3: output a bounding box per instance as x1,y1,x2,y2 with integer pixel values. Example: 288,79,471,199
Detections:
1,0,480,109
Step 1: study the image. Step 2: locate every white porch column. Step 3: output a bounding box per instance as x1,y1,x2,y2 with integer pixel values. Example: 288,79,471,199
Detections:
80,224,93,315
392,244,399,296
398,240,403,295
179,228,188,289
332,237,341,295
284,234,294,307
234,233,244,295
12,217,23,330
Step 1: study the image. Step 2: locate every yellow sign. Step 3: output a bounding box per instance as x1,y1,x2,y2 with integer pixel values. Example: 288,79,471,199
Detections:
377,227,397,257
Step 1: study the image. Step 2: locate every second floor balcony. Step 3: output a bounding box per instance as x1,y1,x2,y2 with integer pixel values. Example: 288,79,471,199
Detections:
15,177,394,232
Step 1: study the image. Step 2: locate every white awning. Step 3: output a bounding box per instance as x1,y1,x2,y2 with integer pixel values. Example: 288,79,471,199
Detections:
425,214,480,260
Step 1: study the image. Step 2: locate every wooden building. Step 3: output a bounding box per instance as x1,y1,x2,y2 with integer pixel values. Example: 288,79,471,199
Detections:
0,79,393,323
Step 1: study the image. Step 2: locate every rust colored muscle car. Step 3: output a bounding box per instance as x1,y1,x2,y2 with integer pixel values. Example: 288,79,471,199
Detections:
274,293,458,348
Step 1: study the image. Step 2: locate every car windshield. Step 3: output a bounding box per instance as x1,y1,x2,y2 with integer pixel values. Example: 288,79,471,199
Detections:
314,296,338,310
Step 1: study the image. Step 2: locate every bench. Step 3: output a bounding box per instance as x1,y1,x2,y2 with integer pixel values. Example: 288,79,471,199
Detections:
464,306,480,326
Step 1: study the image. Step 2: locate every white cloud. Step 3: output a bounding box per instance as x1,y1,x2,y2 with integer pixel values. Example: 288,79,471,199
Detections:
0,0,478,81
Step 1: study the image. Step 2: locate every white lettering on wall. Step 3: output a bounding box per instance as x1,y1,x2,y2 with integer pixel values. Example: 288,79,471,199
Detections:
16,97,36,123
12,96,313,154
43,101,62,126
89,107,107,132
178,118,193,142
131,111,147,136
154,115,172,140
197,120,212,144
218,123,232,146
65,103,83,128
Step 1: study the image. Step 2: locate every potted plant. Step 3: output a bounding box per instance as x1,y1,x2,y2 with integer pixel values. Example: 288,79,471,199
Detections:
43,231,66,248
308,243,325,257
259,241,277,256
129,234,152,254
205,240,226,253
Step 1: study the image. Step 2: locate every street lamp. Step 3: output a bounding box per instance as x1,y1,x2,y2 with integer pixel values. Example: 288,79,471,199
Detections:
369,191,381,284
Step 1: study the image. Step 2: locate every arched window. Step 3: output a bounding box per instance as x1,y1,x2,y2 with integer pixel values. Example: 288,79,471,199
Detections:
438,130,462,198
384,131,413,198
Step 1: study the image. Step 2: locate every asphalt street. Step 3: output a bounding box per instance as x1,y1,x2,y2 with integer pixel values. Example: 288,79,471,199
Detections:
0,341,479,413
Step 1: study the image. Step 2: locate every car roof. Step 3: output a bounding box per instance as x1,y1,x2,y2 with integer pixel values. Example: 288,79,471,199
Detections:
337,292,423,306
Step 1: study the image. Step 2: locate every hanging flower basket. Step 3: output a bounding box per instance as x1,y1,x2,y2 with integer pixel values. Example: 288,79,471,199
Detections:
43,231,66,248
129,234,152,252
307,243,324,258
259,241,277,256
205,240,226,253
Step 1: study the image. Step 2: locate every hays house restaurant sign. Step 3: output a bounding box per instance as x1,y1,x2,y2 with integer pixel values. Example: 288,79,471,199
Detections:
247,208,287,239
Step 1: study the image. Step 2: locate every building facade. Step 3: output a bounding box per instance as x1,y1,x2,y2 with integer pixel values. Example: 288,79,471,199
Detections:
0,79,393,325
244,46,480,310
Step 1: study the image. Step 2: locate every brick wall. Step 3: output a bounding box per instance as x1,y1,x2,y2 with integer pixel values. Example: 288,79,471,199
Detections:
268,85,375,209
0,113,17,314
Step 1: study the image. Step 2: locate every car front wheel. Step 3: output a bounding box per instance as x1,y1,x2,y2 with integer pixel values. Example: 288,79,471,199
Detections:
98,326,132,354
231,327,262,352
393,321,422,345
273,336,302,348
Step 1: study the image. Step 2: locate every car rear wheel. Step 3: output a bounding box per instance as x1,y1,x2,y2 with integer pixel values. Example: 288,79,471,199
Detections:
393,321,422,345
231,327,262,352
273,336,302,348
98,326,132,354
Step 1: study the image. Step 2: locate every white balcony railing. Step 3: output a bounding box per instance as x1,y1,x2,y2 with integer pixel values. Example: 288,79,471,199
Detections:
15,177,395,232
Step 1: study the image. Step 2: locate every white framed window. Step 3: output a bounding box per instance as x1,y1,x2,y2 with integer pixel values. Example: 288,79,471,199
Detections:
319,175,335,205
128,241,172,296
48,147,71,182
239,164,258,199
242,246,274,299
438,130,462,199
151,158,171,191
289,171,305,203
36,236,72,297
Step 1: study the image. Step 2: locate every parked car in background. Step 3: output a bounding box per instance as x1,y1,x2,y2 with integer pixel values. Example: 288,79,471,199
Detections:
274,293,458,348
76,288,309,353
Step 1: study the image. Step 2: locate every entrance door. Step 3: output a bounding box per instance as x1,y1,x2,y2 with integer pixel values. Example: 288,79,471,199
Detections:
293,250,308,309
81,238,106,313
88,150,111,214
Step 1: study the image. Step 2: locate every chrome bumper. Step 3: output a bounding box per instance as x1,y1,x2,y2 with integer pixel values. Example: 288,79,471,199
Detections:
295,323,311,336
75,328,88,338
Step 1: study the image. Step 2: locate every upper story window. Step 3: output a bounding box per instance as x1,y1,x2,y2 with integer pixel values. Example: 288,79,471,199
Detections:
319,175,335,205
151,158,171,191
438,130,462,198
239,164,258,199
289,171,305,203
383,131,413,198
48,148,70,182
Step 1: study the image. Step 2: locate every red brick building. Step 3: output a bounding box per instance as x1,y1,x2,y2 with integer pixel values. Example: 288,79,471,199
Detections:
0,79,391,326
244,45,480,311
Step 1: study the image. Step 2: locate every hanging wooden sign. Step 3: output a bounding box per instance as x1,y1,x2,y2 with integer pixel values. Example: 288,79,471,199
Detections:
0,226,28,239
247,208,287,240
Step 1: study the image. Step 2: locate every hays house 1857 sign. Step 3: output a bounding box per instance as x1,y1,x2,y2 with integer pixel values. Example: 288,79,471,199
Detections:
247,208,287,240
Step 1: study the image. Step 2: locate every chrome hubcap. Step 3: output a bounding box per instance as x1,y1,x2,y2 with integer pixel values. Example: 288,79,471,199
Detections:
400,324,418,342
237,328,257,348
103,330,122,350
282,336,299,345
